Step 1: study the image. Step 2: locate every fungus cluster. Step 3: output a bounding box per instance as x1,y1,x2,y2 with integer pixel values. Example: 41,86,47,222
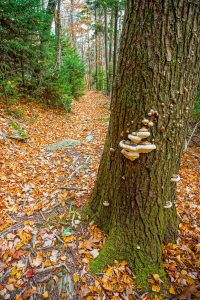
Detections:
171,174,180,182
119,116,157,161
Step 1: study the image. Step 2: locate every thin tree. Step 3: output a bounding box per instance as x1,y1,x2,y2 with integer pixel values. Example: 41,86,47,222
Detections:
94,6,99,90
112,3,118,82
104,7,110,95
87,0,200,283
55,0,61,69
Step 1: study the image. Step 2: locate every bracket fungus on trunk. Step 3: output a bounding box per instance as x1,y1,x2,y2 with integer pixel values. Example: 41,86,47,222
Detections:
171,174,181,182
119,113,157,161
121,149,140,161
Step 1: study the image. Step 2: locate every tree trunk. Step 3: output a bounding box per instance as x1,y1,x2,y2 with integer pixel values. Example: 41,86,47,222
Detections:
70,0,76,47
87,0,200,283
104,8,110,96
112,5,118,84
55,0,61,69
108,8,114,93
46,0,57,32
94,8,98,90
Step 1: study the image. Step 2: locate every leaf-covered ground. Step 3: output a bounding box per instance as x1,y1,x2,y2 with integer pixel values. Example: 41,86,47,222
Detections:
0,92,199,300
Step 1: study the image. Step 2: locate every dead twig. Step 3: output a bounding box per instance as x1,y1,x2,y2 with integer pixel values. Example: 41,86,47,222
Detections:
58,186,87,191
35,274,53,283
55,234,64,244
68,164,84,180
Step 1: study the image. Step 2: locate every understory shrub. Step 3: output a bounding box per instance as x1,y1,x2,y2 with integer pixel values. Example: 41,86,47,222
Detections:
0,0,85,111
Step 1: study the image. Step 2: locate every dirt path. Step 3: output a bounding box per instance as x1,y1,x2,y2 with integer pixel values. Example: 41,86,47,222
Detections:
0,91,109,299
0,91,109,224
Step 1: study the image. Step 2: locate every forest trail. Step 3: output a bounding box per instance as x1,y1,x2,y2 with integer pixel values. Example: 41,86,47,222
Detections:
0,91,109,228
0,91,109,299
0,92,200,299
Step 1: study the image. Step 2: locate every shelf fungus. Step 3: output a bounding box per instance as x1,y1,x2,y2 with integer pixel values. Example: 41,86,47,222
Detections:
103,201,110,206
171,174,181,182
121,149,140,161
127,134,141,144
164,201,173,208
136,143,156,153
119,122,156,161
137,128,151,139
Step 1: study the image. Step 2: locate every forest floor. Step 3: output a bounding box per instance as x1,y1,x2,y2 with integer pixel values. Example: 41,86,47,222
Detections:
0,91,199,300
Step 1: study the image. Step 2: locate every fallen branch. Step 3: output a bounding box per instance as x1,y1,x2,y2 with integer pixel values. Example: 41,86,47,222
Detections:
35,263,70,274
58,186,87,191
43,196,75,214
55,234,64,244
5,134,28,141
0,223,24,236
68,164,84,180
0,268,14,283
35,274,52,283
185,120,200,150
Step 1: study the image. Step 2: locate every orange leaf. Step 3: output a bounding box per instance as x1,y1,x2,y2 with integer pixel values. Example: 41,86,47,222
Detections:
152,285,160,292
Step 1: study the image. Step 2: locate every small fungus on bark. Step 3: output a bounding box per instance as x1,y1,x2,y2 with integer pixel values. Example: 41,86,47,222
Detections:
171,174,181,182
164,201,173,208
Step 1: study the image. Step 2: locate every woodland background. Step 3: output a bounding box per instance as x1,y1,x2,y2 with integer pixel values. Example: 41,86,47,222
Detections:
0,0,200,299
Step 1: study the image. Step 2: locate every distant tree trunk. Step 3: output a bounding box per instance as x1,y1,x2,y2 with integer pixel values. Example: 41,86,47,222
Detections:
40,0,57,46
46,0,57,32
87,31,92,89
70,0,76,47
104,8,110,96
95,8,98,90
112,5,118,83
108,9,114,92
55,0,61,69
20,53,25,87
87,0,200,283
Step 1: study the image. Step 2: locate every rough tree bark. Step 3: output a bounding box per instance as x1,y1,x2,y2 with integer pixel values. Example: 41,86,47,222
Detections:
87,0,200,282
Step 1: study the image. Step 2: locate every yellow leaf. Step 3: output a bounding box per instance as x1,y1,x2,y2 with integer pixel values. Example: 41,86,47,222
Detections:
42,291,49,298
73,273,79,283
152,274,160,282
187,277,195,285
81,276,86,283
60,256,67,261
43,260,52,267
15,295,23,300
169,285,176,295
152,285,160,292
16,271,22,279
11,268,18,277
63,235,74,243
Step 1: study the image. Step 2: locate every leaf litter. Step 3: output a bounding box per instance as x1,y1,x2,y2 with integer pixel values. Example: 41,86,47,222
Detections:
0,91,199,299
